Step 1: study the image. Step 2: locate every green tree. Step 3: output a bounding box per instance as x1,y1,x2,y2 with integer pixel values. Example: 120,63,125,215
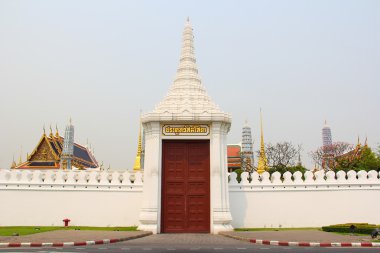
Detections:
268,164,307,175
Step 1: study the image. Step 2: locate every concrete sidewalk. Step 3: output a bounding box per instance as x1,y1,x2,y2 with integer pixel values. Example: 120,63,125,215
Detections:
0,230,378,245
220,230,374,243
0,230,151,244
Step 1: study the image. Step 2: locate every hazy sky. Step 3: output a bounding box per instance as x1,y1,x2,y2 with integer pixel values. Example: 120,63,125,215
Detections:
1,0,379,170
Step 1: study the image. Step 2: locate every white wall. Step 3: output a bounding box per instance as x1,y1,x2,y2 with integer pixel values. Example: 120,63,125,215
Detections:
1,169,379,229
0,169,143,226
229,170,380,228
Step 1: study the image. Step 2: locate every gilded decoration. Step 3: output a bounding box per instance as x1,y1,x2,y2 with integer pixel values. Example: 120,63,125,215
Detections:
30,138,59,162
162,124,210,136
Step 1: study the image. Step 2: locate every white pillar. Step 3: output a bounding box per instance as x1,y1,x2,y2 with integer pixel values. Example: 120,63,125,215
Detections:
137,121,161,234
210,122,233,234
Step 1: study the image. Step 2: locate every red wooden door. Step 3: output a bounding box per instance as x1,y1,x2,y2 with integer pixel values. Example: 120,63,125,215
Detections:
161,140,210,233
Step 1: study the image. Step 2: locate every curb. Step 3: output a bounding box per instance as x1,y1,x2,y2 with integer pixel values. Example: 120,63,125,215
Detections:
0,231,152,248
220,233,380,248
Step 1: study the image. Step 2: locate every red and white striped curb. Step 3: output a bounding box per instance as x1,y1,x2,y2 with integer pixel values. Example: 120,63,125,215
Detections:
0,232,152,248
249,239,380,247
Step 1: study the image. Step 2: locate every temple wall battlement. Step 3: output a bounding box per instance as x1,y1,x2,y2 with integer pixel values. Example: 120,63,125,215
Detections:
0,169,142,191
229,170,380,189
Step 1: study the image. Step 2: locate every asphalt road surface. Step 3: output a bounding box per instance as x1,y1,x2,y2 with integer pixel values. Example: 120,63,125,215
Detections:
0,234,379,253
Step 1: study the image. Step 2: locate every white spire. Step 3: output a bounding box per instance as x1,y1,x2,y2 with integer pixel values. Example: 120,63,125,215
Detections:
241,120,254,170
61,118,75,170
322,120,332,146
143,18,230,123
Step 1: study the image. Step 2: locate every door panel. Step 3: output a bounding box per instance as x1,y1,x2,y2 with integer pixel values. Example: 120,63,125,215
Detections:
162,140,210,233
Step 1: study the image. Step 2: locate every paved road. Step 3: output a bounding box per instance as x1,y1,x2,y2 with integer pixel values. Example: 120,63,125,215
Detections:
0,234,379,253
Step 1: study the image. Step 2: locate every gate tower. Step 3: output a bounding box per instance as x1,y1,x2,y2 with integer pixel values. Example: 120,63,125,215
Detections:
138,18,232,234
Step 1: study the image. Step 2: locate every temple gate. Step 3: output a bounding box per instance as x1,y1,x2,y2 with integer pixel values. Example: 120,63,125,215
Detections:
137,19,232,234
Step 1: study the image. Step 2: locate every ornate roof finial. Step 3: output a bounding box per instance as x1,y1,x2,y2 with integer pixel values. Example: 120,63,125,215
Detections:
257,108,268,174
364,136,368,147
18,146,23,165
49,124,53,137
43,125,46,136
69,117,72,125
11,154,16,169
187,16,190,22
55,124,59,137
133,117,143,171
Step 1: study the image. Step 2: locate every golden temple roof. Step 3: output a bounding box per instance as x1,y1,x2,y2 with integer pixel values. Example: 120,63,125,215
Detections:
14,128,98,170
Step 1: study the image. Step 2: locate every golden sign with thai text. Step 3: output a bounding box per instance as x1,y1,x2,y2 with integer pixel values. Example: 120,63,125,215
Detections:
162,124,210,136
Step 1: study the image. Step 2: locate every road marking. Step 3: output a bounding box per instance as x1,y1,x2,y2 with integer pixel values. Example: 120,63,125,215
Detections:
49,252,82,253
260,248,270,250
237,248,247,250
98,247,108,250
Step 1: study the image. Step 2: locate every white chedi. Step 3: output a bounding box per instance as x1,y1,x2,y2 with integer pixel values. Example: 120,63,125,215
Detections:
142,19,230,123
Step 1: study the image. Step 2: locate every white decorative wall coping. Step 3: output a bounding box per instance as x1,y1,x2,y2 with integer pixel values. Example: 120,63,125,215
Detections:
229,170,380,192
0,169,143,192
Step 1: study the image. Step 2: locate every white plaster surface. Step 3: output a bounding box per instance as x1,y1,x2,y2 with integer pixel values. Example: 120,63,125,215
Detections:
229,170,380,228
0,169,142,226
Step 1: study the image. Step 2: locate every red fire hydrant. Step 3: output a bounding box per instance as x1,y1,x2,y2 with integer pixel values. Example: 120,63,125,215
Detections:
63,218,71,227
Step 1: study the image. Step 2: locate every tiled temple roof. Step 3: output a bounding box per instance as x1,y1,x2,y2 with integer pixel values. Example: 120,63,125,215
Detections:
14,133,98,170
